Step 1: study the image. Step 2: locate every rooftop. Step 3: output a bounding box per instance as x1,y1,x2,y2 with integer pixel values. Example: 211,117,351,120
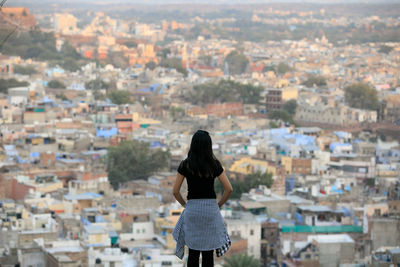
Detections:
307,234,354,244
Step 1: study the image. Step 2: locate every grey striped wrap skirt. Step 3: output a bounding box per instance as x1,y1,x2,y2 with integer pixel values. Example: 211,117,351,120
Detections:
172,199,231,260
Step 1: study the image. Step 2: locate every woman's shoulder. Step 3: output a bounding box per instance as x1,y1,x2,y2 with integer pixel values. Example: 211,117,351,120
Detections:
214,159,224,176
179,158,189,166
178,158,189,174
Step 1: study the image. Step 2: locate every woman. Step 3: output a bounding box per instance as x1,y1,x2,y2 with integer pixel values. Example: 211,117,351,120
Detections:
172,130,233,267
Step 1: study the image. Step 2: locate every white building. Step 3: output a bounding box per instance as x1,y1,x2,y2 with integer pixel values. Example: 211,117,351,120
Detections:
224,211,261,258
140,247,184,267
132,221,155,240
88,248,138,267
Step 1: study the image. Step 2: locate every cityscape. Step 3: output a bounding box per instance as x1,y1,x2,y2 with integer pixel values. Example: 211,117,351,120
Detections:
0,0,400,266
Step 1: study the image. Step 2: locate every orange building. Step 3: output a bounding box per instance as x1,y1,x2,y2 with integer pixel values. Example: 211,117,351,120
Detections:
1,7,37,29
205,102,243,117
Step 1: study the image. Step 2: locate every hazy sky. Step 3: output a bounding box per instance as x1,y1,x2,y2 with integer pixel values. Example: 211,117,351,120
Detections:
9,0,400,4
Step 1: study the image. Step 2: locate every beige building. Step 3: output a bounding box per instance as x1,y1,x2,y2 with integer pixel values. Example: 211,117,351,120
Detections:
295,103,377,126
54,13,78,34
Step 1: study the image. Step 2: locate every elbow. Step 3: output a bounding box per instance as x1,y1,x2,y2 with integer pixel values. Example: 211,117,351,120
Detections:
227,187,233,194
173,190,179,197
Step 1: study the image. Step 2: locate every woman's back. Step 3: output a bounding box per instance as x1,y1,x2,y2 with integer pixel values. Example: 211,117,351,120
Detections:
172,130,233,266
178,159,224,199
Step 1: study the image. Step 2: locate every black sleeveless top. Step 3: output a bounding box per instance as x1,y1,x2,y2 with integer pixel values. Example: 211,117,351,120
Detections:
177,159,224,200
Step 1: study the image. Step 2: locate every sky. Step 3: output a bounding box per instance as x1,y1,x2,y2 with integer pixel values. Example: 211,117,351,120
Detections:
8,0,400,4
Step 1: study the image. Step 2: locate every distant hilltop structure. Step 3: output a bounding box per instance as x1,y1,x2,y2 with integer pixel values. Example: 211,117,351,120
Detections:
0,7,37,30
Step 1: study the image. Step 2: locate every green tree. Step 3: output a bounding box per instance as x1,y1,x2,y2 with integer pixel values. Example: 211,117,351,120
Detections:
47,80,66,89
224,50,249,75
160,58,188,77
145,61,157,70
107,90,132,105
13,65,37,75
269,110,294,125
269,121,280,128
344,83,379,110
85,79,109,90
55,93,68,101
191,80,262,105
302,75,327,87
61,57,81,72
223,253,260,267
0,78,29,93
276,62,292,75
378,45,393,54
247,171,273,189
106,140,170,189
262,64,275,72
158,48,171,59
62,42,81,60
106,51,129,69
283,99,297,115
124,41,138,48
215,171,273,199
199,55,212,66
170,106,185,121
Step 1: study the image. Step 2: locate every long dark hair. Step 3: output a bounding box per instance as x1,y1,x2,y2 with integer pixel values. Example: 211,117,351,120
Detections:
186,130,219,178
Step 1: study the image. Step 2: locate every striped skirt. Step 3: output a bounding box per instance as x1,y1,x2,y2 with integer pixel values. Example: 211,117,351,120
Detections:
172,199,231,260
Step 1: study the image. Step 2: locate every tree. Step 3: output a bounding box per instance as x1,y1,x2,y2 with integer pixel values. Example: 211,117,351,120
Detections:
13,65,37,75
378,45,393,54
269,110,294,125
106,140,170,189
61,57,81,72
302,75,327,87
47,79,66,89
170,106,185,121
62,42,81,60
198,55,213,66
158,48,171,59
283,99,297,115
106,51,129,69
262,64,275,72
224,50,249,75
223,253,260,267
160,58,188,77
107,91,132,105
145,61,157,70
124,41,138,48
276,62,292,75
190,80,262,105
344,83,379,110
215,171,273,199
269,121,279,128
0,78,29,93
85,79,109,90
247,171,273,189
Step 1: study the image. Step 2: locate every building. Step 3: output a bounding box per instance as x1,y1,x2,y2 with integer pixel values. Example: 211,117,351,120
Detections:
265,89,282,113
224,211,261,258
281,156,312,175
1,7,37,30
54,13,78,34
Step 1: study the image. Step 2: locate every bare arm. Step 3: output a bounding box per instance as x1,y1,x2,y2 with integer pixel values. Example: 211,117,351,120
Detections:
173,173,186,208
217,171,233,208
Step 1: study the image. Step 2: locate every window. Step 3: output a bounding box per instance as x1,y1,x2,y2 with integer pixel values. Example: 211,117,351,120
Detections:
374,209,381,216
142,229,145,233
250,229,254,236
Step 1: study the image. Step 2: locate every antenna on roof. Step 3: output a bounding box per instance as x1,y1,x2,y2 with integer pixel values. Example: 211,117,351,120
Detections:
0,0,7,9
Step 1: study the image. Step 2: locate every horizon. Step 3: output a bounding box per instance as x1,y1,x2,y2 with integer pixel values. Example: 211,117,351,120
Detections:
7,0,400,5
